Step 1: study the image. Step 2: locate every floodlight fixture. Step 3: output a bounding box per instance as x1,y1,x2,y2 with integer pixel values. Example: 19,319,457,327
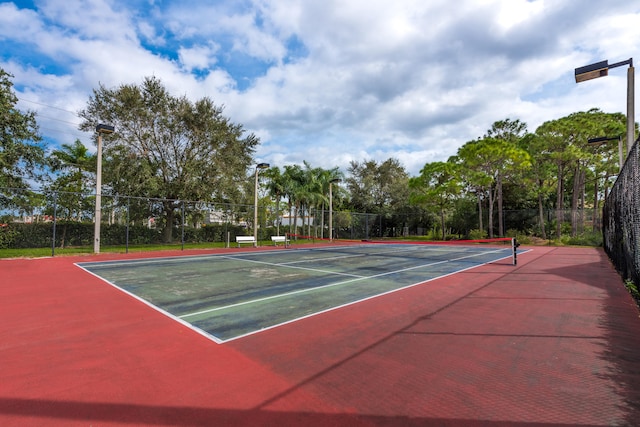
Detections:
588,135,623,172
575,60,609,83
96,124,115,134
587,136,617,145
575,57,635,155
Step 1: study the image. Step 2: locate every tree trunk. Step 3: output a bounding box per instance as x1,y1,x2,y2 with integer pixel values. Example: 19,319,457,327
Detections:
163,204,175,243
292,204,299,238
571,165,580,237
497,174,504,237
477,191,484,236
593,173,599,232
580,169,586,234
440,206,446,240
555,164,563,238
320,203,325,239
537,180,547,240
275,196,281,236
488,185,494,238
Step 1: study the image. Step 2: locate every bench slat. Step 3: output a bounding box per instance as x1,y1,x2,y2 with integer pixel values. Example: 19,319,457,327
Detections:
271,235,290,247
236,236,256,247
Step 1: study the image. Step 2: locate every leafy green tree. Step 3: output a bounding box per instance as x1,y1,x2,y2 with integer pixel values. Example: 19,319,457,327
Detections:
299,161,320,236
48,139,96,220
263,166,287,235
455,136,530,237
409,161,461,240
486,118,527,143
0,68,45,207
265,163,344,238
346,158,410,237
78,76,259,242
518,133,556,239
346,158,409,213
484,119,529,236
315,165,343,238
449,150,491,235
281,164,305,236
534,109,624,237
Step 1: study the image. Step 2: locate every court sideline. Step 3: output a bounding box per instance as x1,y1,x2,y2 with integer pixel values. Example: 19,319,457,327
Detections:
1,245,640,425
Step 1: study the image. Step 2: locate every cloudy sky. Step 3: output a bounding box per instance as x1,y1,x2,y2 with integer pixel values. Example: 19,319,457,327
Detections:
2,0,639,175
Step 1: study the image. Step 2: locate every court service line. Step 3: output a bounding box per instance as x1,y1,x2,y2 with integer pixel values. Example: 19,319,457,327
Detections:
279,245,434,265
280,252,369,265
218,255,366,278
179,248,505,320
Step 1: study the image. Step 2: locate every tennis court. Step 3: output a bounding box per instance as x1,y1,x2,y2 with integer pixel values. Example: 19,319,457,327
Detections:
4,244,640,426
77,240,519,343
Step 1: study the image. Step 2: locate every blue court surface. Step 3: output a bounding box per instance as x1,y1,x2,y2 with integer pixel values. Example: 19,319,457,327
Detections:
77,242,517,343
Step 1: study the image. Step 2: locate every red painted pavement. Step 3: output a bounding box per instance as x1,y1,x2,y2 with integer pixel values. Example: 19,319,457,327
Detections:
1,246,640,426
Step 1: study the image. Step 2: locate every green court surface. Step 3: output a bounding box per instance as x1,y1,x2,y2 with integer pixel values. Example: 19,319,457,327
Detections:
77,243,516,343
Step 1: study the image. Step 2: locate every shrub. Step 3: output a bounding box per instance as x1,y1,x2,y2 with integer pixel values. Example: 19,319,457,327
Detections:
0,225,18,249
560,231,603,247
468,229,487,240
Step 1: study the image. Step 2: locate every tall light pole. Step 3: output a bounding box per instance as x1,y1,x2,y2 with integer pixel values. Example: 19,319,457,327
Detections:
575,58,635,155
329,178,341,242
94,124,115,254
254,162,270,247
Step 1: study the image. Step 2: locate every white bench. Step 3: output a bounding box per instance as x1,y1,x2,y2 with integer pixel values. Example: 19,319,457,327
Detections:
236,236,256,247
271,235,290,247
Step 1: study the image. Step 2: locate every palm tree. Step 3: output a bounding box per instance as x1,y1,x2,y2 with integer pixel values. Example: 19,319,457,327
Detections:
49,139,96,221
311,165,343,238
263,166,286,235
283,164,304,237
279,162,344,239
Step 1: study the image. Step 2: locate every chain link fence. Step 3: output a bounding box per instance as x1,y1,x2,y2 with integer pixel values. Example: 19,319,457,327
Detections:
1,187,603,254
603,138,640,288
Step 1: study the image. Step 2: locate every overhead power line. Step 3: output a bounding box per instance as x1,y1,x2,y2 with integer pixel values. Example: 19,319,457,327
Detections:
18,98,80,116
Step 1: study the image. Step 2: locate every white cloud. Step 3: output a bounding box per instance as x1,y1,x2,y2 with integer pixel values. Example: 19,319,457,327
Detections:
2,0,639,175
178,43,219,71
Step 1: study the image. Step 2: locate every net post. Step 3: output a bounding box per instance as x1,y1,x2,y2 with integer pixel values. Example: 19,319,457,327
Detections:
511,238,520,266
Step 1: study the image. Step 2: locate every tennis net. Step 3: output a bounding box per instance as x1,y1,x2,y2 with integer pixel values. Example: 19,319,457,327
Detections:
287,235,521,266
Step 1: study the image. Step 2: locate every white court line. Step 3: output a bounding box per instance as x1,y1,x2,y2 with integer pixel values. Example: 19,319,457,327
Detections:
223,248,525,343
75,263,225,344
238,245,416,266
280,252,368,265
179,248,506,320
270,244,481,265
78,254,225,268
218,255,366,278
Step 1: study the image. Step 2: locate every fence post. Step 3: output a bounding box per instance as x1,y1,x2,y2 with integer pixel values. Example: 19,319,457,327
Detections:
51,191,57,257
181,201,185,251
125,198,130,254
